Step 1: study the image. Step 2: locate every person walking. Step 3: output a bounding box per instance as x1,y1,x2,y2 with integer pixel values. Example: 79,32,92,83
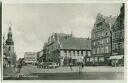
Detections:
69,62,73,71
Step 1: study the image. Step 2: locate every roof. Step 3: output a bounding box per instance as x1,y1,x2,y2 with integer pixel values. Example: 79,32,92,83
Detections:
59,37,91,50
104,16,117,29
92,13,117,32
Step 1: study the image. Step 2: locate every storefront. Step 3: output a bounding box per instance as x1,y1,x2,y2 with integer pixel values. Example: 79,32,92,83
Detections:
109,55,124,67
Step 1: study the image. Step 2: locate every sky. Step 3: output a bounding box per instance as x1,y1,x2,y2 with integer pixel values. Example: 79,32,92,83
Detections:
3,3,122,59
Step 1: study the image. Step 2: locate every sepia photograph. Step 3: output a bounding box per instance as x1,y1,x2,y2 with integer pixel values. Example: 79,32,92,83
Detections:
2,3,124,80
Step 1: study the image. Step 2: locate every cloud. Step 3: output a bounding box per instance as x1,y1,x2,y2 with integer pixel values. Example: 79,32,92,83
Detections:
60,14,95,38
3,3,122,59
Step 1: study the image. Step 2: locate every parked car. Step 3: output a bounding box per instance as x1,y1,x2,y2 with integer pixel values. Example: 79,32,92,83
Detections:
47,62,59,69
37,62,59,69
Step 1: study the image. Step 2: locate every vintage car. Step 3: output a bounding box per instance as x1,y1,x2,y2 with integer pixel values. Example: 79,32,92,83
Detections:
47,62,59,68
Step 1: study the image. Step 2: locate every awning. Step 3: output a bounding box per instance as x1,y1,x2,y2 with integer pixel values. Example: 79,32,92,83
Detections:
109,55,124,60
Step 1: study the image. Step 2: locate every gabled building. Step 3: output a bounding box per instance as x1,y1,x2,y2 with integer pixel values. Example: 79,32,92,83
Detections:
91,13,116,66
24,52,37,65
43,33,91,66
110,4,124,66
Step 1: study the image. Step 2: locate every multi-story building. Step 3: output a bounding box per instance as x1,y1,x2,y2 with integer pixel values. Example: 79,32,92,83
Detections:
110,4,124,66
43,33,91,66
91,13,116,66
3,27,17,67
24,52,37,65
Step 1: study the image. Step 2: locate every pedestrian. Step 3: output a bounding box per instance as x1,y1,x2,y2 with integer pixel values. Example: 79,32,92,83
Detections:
69,63,73,71
82,63,84,68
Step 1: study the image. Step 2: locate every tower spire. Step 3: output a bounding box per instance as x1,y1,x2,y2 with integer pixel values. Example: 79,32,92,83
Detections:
5,26,14,45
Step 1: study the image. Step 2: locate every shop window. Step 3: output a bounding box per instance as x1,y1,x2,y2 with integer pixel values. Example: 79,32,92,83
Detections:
95,57,98,62
99,57,104,62
90,58,93,62
86,58,89,62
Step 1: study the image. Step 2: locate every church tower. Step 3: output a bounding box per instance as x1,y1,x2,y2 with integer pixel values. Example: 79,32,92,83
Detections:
5,26,16,66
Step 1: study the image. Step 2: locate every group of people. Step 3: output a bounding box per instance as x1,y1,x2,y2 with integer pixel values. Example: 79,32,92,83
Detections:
69,61,84,72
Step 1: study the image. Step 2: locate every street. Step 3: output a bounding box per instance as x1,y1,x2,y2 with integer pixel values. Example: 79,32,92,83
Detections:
3,65,124,80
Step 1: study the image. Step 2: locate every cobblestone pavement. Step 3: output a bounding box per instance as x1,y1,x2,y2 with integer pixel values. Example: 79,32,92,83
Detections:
19,65,124,74
3,65,124,80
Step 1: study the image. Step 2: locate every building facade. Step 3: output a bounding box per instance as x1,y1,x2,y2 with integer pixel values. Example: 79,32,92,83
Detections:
43,33,91,66
24,52,37,64
37,50,44,63
110,4,124,66
91,13,116,66
3,27,17,67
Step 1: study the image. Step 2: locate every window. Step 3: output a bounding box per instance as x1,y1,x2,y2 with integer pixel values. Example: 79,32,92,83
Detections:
112,33,115,40
101,47,104,53
95,57,98,62
101,32,104,37
122,30,124,39
81,51,83,56
116,44,118,50
90,58,93,62
99,57,104,62
86,58,89,62
94,42,96,46
97,47,99,54
112,43,115,50
88,51,91,56
105,46,109,53
73,51,75,54
93,49,95,54
106,32,108,36
101,39,103,44
77,51,79,54
106,38,109,43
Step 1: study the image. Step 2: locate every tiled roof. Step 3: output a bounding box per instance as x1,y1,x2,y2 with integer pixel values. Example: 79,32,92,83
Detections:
59,37,91,50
